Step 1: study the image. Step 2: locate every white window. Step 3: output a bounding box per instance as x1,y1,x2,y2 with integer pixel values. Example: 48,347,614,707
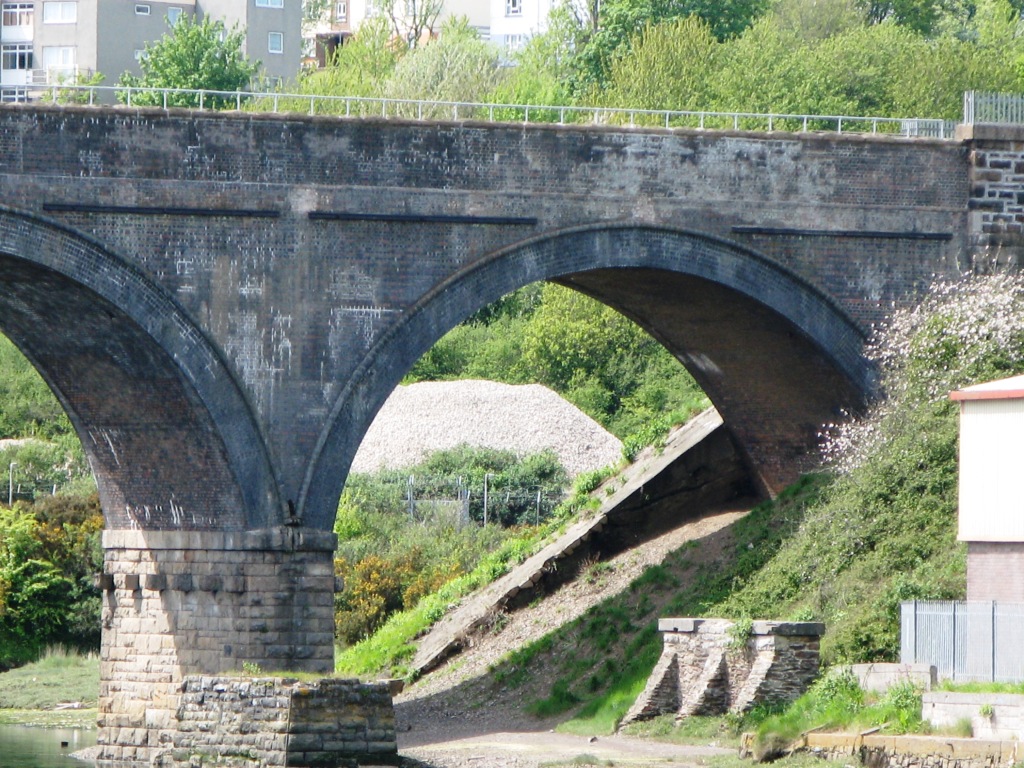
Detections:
42,45,75,75
167,6,182,22
42,1,76,22
135,3,150,14
1,42,32,69
256,0,284,7
505,33,524,51
268,31,283,53
505,0,521,16
2,2,33,27
334,0,346,20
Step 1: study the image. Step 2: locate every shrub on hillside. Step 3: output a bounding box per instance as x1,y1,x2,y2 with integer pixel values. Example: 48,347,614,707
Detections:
717,272,1024,663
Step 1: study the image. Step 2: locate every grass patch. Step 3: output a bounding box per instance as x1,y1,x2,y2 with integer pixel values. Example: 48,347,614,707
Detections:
752,672,923,760
620,714,743,747
0,646,99,710
0,708,97,728
936,680,1024,694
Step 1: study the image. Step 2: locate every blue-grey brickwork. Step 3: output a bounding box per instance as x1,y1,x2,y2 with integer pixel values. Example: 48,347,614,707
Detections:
0,104,1011,760
0,105,973,533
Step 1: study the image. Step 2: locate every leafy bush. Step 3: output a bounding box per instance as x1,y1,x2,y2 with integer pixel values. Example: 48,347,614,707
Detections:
0,494,102,669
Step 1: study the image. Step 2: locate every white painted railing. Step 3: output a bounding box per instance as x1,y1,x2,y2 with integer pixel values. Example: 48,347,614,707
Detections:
964,90,1024,125
12,83,957,138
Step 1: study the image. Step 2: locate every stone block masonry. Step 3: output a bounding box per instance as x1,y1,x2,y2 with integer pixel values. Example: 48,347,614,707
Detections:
149,676,398,768
621,618,823,726
98,528,337,766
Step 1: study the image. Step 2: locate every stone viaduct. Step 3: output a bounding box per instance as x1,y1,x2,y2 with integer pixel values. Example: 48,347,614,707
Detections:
0,103,1018,761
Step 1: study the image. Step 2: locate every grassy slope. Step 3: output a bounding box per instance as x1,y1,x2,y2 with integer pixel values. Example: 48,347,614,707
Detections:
480,463,963,734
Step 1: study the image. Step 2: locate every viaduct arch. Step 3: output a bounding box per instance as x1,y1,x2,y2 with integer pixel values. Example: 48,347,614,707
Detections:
0,209,279,530
304,224,874,529
0,105,1014,763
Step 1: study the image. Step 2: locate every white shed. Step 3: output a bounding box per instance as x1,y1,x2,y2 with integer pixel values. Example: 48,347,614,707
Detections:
951,374,1024,601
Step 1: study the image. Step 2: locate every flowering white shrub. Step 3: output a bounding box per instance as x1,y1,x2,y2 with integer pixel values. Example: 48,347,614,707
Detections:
823,272,1024,475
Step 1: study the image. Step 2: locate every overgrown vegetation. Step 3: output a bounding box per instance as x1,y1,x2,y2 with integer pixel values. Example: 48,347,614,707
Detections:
334,463,621,677
333,445,568,644
752,671,923,760
0,495,104,669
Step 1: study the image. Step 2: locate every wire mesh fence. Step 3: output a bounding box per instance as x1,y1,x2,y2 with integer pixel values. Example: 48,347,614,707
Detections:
354,472,566,528
901,600,1024,682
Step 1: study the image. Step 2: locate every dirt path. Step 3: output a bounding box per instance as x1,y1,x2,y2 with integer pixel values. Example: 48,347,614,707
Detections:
392,506,750,767
401,730,731,767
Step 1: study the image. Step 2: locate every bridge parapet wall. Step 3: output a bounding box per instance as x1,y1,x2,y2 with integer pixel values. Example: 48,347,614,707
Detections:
961,124,1024,266
98,528,336,765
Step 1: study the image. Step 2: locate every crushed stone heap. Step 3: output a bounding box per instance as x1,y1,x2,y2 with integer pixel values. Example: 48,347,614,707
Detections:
350,379,623,478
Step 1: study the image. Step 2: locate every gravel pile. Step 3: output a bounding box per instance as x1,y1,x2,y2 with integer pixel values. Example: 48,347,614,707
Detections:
350,380,622,478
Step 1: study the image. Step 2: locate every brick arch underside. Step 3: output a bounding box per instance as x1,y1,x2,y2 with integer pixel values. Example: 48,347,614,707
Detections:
301,225,873,531
0,211,279,531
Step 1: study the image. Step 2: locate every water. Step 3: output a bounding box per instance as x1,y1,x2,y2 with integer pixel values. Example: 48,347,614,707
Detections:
0,724,97,767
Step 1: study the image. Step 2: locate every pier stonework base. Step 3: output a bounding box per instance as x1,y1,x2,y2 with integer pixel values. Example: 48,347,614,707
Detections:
622,618,824,726
153,675,398,767
97,528,337,765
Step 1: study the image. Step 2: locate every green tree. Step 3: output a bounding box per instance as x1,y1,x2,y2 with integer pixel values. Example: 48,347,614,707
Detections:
277,16,400,109
570,0,768,93
595,16,720,113
384,17,507,108
118,16,261,107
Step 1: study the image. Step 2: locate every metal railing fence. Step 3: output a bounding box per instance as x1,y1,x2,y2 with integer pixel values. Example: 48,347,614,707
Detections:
964,90,1024,125
901,600,1024,682
7,82,958,138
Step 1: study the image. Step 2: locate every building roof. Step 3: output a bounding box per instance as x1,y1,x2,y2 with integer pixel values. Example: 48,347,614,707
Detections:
950,374,1024,401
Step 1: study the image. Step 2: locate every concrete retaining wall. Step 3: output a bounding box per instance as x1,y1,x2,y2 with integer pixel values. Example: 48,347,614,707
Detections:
846,663,937,692
923,692,1024,741
803,732,1022,768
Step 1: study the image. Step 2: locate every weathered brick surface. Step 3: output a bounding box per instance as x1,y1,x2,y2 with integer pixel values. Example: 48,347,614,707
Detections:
622,619,823,726
966,542,1024,601
0,106,976,533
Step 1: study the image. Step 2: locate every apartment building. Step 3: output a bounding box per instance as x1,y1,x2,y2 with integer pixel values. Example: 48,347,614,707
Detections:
308,0,490,66
489,0,554,51
0,0,301,100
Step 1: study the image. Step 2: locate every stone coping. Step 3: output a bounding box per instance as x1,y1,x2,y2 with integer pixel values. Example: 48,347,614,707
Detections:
658,618,826,636
103,527,338,552
805,732,1021,761
924,691,1024,705
957,123,1024,142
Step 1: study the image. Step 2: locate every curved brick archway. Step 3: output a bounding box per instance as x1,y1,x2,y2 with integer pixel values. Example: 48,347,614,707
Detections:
0,209,280,531
301,224,874,530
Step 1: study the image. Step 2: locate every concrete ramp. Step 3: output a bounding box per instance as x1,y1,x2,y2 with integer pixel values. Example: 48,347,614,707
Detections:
410,408,758,676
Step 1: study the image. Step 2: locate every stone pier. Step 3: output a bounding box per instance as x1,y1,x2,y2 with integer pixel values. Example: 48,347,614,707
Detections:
97,528,337,765
622,618,824,726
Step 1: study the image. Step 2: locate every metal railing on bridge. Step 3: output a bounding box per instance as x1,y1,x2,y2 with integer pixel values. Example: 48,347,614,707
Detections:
9,82,958,138
901,600,1024,683
964,90,1024,125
